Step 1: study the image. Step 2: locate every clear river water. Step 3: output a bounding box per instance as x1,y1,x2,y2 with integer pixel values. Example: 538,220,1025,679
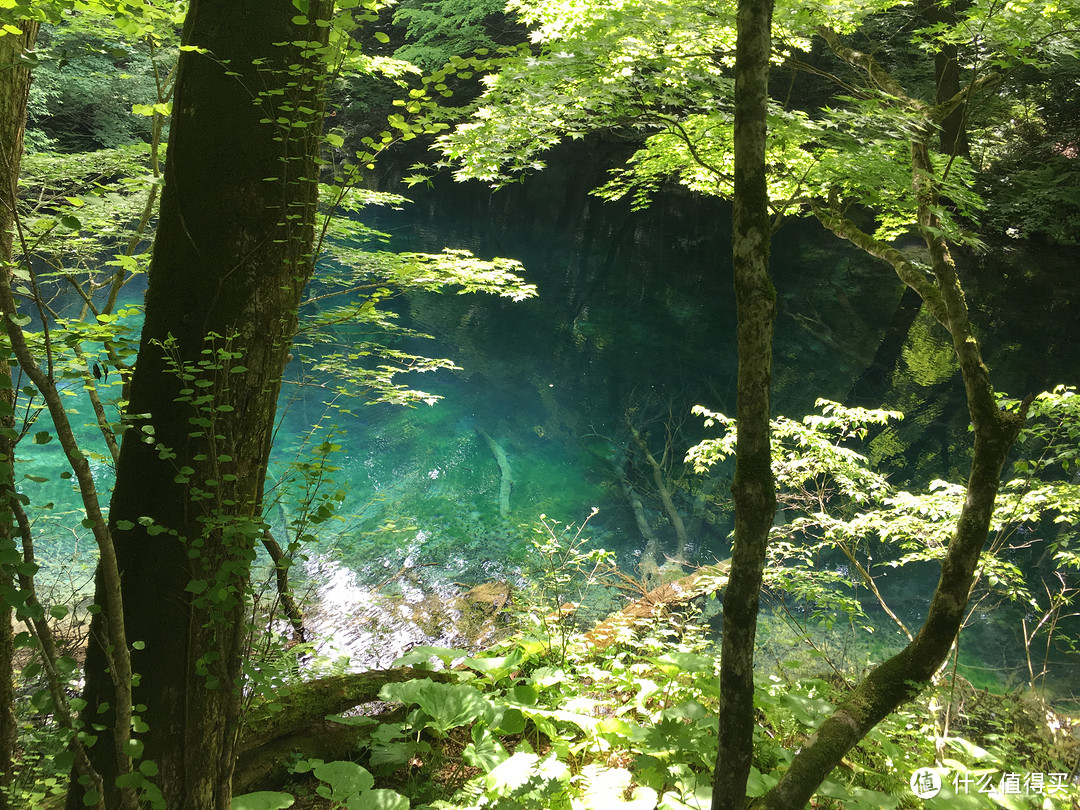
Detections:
26,141,1080,693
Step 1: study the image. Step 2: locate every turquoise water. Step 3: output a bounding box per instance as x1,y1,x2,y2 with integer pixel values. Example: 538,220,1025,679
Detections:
269,387,614,583
18,147,1080,689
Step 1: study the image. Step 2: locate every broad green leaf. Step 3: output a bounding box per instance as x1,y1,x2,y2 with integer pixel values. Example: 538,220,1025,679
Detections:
412,681,494,733
379,678,434,706
463,724,509,772
230,792,295,810
509,682,538,705
463,647,523,681
347,789,408,810
745,767,777,798
312,760,374,798
391,646,467,668
484,751,539,794
654,652,714,674
779,692,833,728
577,765,659,808
490,705,526,735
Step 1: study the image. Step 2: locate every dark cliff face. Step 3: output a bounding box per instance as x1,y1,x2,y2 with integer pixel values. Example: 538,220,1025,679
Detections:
362,136,1079,463
369,139,902,419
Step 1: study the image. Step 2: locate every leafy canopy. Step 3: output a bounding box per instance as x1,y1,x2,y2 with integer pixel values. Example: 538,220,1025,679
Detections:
424,0,1078,246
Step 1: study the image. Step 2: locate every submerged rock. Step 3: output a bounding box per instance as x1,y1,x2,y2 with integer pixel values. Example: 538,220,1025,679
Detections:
457,581,513,644
301,555,513,671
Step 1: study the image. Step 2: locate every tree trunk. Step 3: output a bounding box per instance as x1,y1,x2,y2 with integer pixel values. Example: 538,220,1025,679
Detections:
918,0,970,157
0,20,39,810
756,33,1027,809
71,2,331,808
712,1,775,808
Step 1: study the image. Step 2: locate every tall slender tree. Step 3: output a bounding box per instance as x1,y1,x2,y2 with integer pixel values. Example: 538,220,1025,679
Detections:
712,0,774,807
72,1,334,806
0,20,40,809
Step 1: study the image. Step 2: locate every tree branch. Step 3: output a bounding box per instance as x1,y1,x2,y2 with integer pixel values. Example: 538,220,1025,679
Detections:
810,202,950,329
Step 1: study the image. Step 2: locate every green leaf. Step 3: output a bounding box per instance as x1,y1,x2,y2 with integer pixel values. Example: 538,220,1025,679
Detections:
463,724,509,772
654,652,715,675
290,759,314,774
509,683,538,705
578,766,658,808
779,691,833,728
312,761,374,799
230,792,295,810
369,739,414,768
132,102,172,116
484,751,540,793
464,648,523,681
374,31,390,43
139,760,159,777
491,706,526,735
347,790,408,810
379,678,434,706
33,431,52,444
413,682,495,734
392,646,468,668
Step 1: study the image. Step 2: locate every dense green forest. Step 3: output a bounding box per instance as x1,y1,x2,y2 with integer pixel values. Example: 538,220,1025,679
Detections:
1,0,1079,808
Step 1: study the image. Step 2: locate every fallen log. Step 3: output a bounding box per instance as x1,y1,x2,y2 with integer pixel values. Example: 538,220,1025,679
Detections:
581,562,730,653
235,666,454,792
476,427,514,517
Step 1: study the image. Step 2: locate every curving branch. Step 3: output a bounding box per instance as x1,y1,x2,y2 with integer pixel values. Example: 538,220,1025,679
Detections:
629,423,690,560
815,25,922,106
810,202,950,329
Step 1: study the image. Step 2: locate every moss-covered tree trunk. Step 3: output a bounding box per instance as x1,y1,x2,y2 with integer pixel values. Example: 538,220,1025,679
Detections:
712,1,775,808
0,20,39,809
71,2,331,807
752,31,1026,810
